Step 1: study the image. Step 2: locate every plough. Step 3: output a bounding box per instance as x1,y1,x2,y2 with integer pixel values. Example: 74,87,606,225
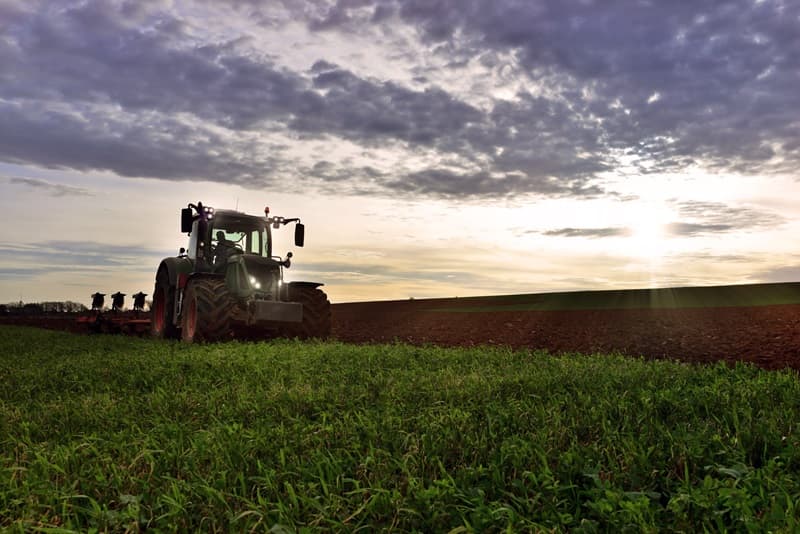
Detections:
77,291,150,334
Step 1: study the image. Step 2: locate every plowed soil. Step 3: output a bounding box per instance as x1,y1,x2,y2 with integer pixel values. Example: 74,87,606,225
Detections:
4,299,799,370
332,299,800,370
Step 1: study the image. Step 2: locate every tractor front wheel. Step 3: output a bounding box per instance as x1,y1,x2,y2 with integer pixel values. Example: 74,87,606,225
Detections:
181,278,234,343
289,286,331,339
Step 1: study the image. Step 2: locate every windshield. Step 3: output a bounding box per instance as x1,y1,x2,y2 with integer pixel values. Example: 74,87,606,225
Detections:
210,215,268,256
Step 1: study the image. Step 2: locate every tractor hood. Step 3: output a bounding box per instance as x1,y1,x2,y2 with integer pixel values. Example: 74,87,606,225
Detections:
242,254,282,270
241,254,282,297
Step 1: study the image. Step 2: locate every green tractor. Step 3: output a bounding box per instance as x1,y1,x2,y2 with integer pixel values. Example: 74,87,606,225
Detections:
151,202,330,342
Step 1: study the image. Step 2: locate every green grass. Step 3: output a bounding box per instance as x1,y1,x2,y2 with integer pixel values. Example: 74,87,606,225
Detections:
430,281,800,312
1,326,800,532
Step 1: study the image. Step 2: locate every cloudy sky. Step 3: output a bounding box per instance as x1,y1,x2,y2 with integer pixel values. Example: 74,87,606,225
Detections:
2,0,799,305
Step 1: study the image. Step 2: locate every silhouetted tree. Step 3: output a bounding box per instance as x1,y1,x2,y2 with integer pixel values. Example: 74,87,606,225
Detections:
22,303,43,315
1,300,87,315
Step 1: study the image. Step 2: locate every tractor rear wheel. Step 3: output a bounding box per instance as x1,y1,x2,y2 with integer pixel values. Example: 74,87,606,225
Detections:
151,268,179,339
181,278,234,343
289,286,331,339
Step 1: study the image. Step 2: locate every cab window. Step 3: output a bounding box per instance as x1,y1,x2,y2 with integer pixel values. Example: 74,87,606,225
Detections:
248,230,262,255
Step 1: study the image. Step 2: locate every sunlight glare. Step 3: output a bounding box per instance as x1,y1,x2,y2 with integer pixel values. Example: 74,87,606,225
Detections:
627,202,674,261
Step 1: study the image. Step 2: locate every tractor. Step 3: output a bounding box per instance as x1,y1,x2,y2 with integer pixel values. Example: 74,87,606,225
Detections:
151,202,330,342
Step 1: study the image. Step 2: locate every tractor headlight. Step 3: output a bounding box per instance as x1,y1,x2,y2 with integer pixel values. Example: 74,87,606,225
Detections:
249,275,261,290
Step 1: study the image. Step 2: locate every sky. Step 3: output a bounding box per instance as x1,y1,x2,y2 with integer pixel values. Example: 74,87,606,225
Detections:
1,0,799,305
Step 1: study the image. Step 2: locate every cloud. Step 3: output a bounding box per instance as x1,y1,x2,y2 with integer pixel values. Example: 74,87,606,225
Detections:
0,241,170,273
666,200,784,236
665,222,734,237
0,267,50,278
536,199,784,239
0,101,297,187
6,176,92,197
302,61,483,146
292,258,502,290
3,0,799,202
0,0,612,199
751,265,800,284
384,168,605,199
1,2,310,131
541,227,630,239
681,252,753,264
308,0,800,177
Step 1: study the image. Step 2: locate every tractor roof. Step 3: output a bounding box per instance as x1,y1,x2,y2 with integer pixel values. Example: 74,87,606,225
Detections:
212,210,266,227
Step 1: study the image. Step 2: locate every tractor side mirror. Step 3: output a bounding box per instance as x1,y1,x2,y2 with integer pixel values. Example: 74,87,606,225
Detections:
294,223,305,247
181,208,193,233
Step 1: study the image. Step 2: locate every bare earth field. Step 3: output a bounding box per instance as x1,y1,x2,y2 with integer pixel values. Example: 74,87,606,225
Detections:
333,299,800,370
4,283,800,370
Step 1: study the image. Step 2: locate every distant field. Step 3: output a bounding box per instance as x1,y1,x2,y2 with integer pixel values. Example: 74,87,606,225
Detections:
427,281,800,312
2,326,800,531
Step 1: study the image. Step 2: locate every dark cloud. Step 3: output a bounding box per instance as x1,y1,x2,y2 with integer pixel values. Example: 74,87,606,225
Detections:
0,101,286,185
0,0,612,198
309,0,800,176
665,222,735,237
385,168,604,199
3,0,798,200
304,63,483,146
1,2,312,130
673,201,783,227
667,200,784,236
6,176,92,197
542,227,630,239
3,2,484,161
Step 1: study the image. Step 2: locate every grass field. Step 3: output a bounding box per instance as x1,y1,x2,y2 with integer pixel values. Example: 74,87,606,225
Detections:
2,326,800,531
430,281,800,312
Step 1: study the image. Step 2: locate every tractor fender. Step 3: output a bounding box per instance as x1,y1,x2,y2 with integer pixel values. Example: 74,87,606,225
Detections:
283,281,324,300
287,281,324,290
153,256,193,331
156,257,193,288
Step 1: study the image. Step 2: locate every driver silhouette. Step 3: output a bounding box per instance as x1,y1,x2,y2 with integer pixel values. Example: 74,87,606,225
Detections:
214,231,238,267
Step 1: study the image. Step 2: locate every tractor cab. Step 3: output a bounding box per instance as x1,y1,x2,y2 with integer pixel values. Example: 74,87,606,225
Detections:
184,210,260,260
186,211,270,272
181,203,304,267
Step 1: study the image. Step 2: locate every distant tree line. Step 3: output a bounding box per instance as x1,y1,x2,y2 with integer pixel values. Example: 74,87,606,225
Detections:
1,301,88,315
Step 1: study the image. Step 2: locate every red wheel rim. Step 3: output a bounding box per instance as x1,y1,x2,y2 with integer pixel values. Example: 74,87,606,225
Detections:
185,293,197,339
153,287,165,332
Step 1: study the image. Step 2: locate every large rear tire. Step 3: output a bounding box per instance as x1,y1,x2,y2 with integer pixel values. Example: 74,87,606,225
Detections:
289,286,331,339
181,278,234,343
151,268,179,339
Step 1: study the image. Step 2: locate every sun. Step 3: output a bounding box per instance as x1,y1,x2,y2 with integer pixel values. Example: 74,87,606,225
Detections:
630,218,667,259
626,202,674,261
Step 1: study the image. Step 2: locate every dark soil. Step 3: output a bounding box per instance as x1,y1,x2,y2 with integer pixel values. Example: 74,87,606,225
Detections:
4,300,799,370
332,300,800,370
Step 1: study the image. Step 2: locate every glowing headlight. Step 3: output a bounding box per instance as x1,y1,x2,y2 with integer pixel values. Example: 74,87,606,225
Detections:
248,275,261,290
